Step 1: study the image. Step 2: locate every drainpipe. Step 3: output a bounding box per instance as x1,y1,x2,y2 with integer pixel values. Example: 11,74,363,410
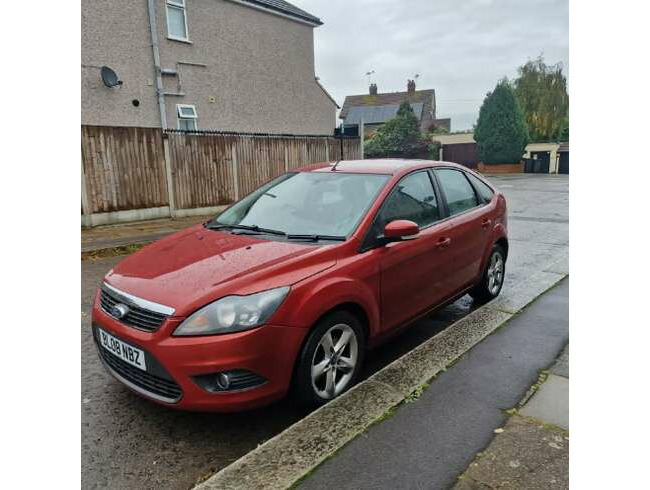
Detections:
147,0,167,129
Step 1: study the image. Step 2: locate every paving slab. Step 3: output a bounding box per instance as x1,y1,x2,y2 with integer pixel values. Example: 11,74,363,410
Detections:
520,374,569,430
453,415,569,490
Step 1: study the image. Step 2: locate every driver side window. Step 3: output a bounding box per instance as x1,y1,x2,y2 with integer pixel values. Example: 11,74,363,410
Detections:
368,171,440,240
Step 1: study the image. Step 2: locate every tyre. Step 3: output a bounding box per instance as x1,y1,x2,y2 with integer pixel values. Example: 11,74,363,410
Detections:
470,243,506,302
294,310,365,407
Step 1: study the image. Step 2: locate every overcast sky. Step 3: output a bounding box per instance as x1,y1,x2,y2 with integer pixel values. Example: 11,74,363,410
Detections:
292,0,569,131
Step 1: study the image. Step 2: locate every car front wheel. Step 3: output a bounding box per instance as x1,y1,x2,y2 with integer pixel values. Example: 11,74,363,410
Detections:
294,310,365,407
470,243,506,301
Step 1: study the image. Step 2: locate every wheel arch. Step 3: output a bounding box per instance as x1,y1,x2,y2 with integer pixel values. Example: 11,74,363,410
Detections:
288,300,372,395
495,236,509,260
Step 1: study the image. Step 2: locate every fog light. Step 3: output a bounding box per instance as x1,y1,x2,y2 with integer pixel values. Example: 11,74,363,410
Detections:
216,372,230,390
193,369,267,393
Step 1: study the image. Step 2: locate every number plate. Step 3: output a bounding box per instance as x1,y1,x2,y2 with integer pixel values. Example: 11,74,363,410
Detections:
98,328,147,371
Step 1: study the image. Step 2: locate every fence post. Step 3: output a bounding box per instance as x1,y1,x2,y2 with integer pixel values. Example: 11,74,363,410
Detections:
359,119,364,159
325,140,330,162
231,144,240,201
162,135,177,218
284,146,289,172
81,151,92,227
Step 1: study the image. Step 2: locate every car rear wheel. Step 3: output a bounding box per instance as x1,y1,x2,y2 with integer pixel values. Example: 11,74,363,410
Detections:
294,310,365,407
470,244,506,302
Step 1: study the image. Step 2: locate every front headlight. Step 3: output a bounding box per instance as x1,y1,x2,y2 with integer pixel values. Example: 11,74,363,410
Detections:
173,286,290,336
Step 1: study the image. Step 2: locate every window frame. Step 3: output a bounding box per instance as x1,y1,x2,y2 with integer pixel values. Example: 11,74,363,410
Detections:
166,0,190,42
177,104,198,130
360,169,442,252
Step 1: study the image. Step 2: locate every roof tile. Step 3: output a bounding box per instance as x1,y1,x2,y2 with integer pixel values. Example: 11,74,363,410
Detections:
238,0,322,25
340,89,435,120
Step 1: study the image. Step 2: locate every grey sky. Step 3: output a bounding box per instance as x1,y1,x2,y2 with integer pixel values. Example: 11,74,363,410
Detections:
292,0,569,131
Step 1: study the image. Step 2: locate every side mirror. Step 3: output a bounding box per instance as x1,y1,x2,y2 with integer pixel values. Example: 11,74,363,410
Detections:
383,220,419,242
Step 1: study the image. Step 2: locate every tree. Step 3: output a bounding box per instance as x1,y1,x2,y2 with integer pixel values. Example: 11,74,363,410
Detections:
513,56,569,142
364,101,432,158
474,80,529,164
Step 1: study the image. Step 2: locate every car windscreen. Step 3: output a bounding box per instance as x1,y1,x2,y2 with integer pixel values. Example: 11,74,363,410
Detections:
214,172,390,238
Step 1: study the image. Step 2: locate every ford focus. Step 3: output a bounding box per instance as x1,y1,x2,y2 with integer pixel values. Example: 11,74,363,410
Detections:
91,159,508,411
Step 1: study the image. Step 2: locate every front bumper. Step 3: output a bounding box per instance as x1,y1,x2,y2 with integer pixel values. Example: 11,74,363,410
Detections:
91,293,307,412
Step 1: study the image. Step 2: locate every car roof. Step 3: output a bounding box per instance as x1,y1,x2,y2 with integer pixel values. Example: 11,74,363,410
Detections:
295,159,465,176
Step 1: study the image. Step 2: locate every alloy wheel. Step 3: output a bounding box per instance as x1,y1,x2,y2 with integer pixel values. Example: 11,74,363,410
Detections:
487,250,505,295
311,324,359,400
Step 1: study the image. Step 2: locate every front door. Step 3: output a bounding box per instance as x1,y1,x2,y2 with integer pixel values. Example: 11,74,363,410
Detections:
364,170,451,332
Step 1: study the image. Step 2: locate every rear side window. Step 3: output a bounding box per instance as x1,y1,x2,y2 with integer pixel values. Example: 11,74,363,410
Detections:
369,171,440,238
466,173,495,203
435,169,479,216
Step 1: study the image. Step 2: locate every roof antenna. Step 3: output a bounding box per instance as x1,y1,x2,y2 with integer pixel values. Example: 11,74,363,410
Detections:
331,160,341,171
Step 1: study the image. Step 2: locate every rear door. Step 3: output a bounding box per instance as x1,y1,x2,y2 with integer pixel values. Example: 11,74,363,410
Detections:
363,170,451,332
433,168,492,295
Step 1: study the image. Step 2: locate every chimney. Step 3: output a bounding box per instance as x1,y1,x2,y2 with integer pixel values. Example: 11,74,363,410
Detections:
369,83,378,95
407,79,416,92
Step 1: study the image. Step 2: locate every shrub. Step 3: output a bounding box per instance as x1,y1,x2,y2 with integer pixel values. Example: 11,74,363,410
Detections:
429,141,441,160
474,80,529,164
364,101,431,158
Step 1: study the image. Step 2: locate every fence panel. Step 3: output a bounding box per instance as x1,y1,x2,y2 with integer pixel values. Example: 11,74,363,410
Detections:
342,137,361,160
167,133,360,207
81,126,169,213
82,127,361,221
167,132,236,209
233,136,286,198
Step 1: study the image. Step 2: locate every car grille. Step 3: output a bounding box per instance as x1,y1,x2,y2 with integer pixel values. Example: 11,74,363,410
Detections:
100,287,167,332
97,343,182,402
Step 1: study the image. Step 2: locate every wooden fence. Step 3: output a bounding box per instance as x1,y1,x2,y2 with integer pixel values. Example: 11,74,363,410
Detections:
81,126,360,225
81,126,169,214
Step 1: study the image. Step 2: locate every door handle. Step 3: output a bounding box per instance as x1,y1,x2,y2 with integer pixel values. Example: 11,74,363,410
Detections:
481,219,492,229
436,237,451,249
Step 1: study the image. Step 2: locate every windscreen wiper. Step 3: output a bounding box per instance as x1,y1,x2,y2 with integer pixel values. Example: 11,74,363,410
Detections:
206,223,287,237
285,234,346,242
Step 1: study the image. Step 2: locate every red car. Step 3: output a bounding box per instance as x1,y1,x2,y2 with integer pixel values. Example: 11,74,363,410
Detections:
92,159,507,412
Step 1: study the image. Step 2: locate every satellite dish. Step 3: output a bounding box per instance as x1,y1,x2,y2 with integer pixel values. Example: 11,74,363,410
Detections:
101,66,123,88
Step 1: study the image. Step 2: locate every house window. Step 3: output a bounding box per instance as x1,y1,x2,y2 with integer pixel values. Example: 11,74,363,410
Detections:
166,0,189,41
177,104,197,130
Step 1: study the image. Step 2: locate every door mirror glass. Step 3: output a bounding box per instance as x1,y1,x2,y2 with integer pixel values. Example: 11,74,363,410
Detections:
384,220,419,241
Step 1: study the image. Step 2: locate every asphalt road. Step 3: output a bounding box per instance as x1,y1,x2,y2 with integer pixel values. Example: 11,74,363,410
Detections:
81,174,569,489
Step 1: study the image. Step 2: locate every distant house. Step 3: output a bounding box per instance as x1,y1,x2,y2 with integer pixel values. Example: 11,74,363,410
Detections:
81,0,338,134
339,79,451,136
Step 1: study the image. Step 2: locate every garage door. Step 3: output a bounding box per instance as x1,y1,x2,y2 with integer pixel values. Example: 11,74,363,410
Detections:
558,152,569,174
442,143,478,169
